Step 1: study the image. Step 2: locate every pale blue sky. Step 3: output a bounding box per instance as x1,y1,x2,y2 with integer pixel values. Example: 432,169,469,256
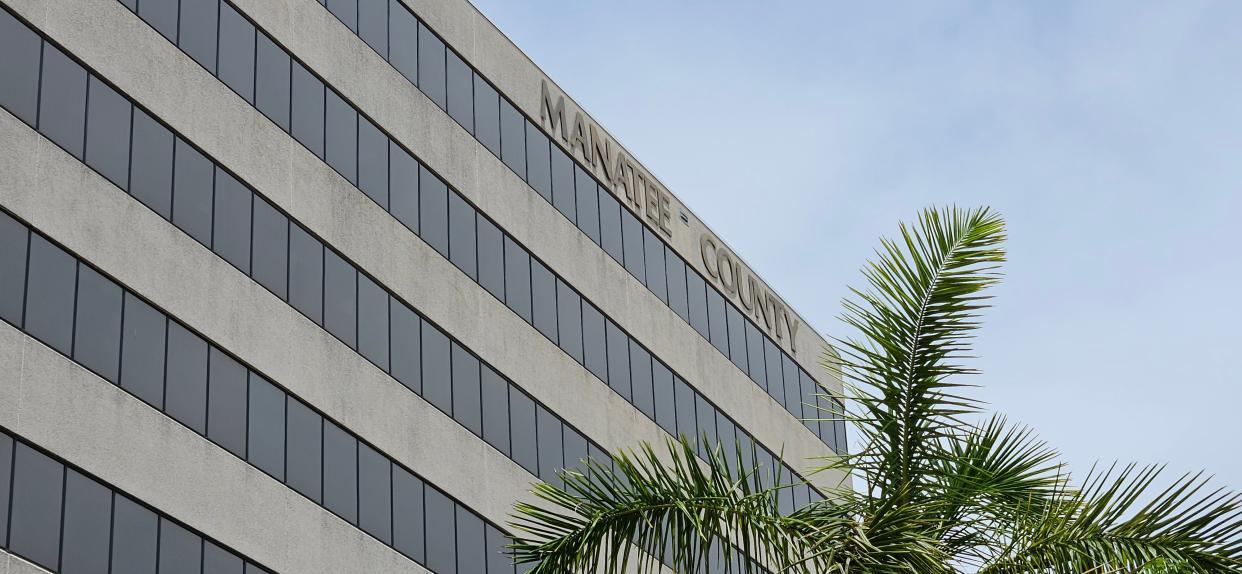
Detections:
471,1,1242,488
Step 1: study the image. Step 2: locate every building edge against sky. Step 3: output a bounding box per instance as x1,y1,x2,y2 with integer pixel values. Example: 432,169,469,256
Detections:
0,0,846,573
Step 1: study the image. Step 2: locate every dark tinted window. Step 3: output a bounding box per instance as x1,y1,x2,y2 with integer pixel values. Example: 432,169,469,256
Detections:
389,1,418,85
574,167,600,243
783,353,803,419
172,138,214,246
550,147,576,221
686,269,710,338
562,427,588,475
555,279,583,363
358,443,393,543
630,343,655,420
509,388,538,474
40,43,87,158
448,191,477,279
504,237,532,322
358,0,387,56
25,235,76,354
248,373,285,480
525,122,552,201
480,365,509,455
726,304,748,373
0,212,27,325
477,216,504,300
85,78,132,188
208,348,248,457
531,259,558,342
158,519,202,574
499,99,526,178
213,169,253,274
421,321,451,414
456,508,486,574
707,288,729,355
111,496,158,574
0,434,8,544
598,190,624,264
390,143,419,232
452,343,482,436
9,443,64,570
665,253,689,321
390,302,421,393
291,62,325,157
695,394,717,453
486,525,512,574
605,320,631,401
358,275,389,370
474,76,500,156
745,319,766,390
255,34,290,130
764,338,785,407
536,405,563,483
73,265,122,382
139,0,178,42
392,467,425,561
130,110,174,219
203,542,243,574
643,229,668,303
251,198,289,298
419,166,449,257
61,470,112,574
179,0,217,72
328,0,358,31
673,376,697,443
0,9,42,124
581,302,607,383
423,491,458,574
122,295,169,410
323,421,359,523
716,416,738,476
652,361,676,435
446,50,473,131
358,119,388,208
325,90,358,183
218,4,256,102
288,225,323,324
286,398,323,502
621,209,646,282
417,23,446,109
323,249,357,348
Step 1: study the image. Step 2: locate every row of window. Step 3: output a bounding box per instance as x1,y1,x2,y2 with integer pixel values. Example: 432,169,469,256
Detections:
304,0,842,447
0,430,272,574
103,0,846,455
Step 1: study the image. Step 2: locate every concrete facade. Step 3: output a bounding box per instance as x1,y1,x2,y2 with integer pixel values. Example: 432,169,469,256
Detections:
0,0,847,571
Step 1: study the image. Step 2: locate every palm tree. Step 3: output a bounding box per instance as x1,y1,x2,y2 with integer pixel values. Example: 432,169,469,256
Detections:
509,207,1242,573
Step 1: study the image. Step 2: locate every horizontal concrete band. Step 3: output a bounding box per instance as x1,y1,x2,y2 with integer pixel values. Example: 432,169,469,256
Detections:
0,323,432,574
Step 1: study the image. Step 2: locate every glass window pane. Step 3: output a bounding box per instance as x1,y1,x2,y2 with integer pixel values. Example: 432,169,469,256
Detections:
448,191,477,279
358,119,388,209
536,405,563,484
208,348,248,457
695,394,717,455
643,230,668,303
476,216,504,300
129,109,174,219
598,189,623,264
452,343,482,436
550,146,576,222
474,75,500,156
218,3,256,102
138,0,178,42
581,302,607,383
531,259,557,342
417,22,446,109
605,320,631,401
486,525,513,574
620,209,645,283
358,274,389,371
389,143,419,232
9,443,64,570
323,420,358,523
0,9,41,125
716,415,738,476
652,361,676,436
288,224,323,324
0,211,27,325
328,0,357,31
390,301,421,393
629,343,654,421
726,303,748,374
286,398,323,502
421,321,451,414
291,62,325,157
835,402,848,455
203,541,243,574
419,166,449,257
158,519,202,574
73,264,123,383
358,442,393,543
764,338,785,407
509,388,538,475
798,369,817,435
248,373,285,480
525,121,551,201
745,319,766,390
85,78,132,188
358,0,387,56
673,376,696,444
503,236,531,322
573,167,600,244
255,34,290,130
122,294,169,411
389,1,417,85
323,248,357,348
39,43,87,159
0,434,8,545
456,508,486,574
392,467,425,561
783,353,803,419
325,90,358,183
555,279,582,363
499,99,525,179
25,234,77,355
480,365,509,456
213,169,253,274
111,495,158,574
446,50,473,131
665,253,689,321
179,0,217,73
562,427,588,476
61,470,113,574
172,138,214,246
251,198,289,299
686,268,710,339
425,488,456,572
707,287,729,355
